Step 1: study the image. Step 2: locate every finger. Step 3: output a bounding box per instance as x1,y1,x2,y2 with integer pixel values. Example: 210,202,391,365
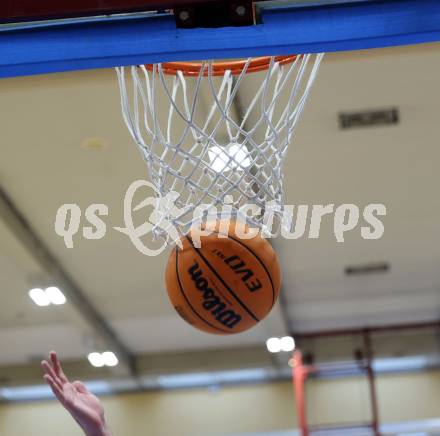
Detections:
41,361,62,389
73,381,89,394
50,351,69,384
44,375,66,405
43,374,62,393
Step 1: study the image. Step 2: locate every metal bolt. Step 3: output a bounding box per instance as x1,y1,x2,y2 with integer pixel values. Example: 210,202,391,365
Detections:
236,5,246,16
179,10,190,21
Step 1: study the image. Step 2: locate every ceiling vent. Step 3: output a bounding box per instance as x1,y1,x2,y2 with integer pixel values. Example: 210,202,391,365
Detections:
345,262,390,276
339,108,399,129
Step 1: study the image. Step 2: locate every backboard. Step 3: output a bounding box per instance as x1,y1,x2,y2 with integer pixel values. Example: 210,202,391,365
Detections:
0,0,439,78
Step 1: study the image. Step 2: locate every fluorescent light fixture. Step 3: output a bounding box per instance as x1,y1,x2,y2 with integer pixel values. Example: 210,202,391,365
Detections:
208,143,251,173
28,288,51,307
102,352,118,367
0,369,277,402
45,287,66,305
157,368,271,389
396,433,428,436
0,385,52,401
88,352,105,368
280,336,296,352
0,382,113,402
266,337,282,353
82,381,112,395
373,356,437,373
215,368,269,384
157,373,213,389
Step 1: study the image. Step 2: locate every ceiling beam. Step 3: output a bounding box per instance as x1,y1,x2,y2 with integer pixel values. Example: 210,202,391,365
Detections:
230,87,292,372
0,185,137,376
293,320,440,339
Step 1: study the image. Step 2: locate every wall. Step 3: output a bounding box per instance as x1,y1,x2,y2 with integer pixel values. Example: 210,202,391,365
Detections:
306,370,440,427
0,371,439,436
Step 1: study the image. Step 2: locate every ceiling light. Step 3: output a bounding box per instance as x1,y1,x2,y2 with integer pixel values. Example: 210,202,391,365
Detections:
208,143,251,173
280,336,296,352
102,352,119,367
266,337,282,353
28,288,51,307
45,287,66,305
88,352,105,368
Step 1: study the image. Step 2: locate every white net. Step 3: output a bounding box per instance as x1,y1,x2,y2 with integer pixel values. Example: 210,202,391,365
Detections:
116,53,323,242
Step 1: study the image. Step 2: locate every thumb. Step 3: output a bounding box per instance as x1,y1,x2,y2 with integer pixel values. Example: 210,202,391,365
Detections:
73,381,89,394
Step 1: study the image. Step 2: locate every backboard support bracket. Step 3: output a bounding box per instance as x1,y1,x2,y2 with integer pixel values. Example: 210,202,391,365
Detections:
174,0,255,28
0,0,259,24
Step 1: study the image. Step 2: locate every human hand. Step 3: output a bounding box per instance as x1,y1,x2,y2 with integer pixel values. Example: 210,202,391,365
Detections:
42,351,111,436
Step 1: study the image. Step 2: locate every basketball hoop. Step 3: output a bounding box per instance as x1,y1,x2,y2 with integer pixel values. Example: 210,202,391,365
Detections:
145,56,298,76
116,53,324,242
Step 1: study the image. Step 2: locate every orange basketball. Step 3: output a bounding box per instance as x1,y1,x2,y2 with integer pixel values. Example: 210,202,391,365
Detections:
165,221,281,334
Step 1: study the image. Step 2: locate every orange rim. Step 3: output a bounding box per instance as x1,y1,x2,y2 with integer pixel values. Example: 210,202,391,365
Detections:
145,55,298,77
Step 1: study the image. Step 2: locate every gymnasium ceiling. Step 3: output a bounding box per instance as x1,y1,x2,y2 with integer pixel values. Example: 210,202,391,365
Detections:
0,43,439,381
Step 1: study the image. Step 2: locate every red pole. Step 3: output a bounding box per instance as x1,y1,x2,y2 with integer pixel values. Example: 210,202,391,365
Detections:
292,350,309,436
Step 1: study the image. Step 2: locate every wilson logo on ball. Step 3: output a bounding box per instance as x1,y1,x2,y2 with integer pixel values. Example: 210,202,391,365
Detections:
188,262,242,329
